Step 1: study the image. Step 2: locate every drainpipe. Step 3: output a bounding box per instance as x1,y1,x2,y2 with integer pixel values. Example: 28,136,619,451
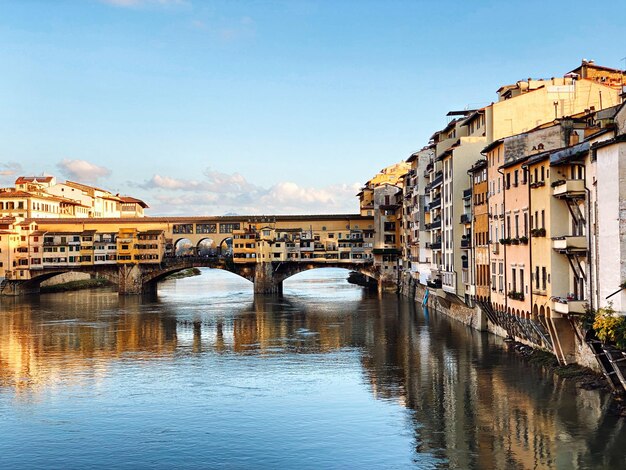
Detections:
498,166,508,318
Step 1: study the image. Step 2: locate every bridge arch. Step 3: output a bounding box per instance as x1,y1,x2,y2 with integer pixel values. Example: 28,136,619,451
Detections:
271,262,379,286
219,237,233,256
197,238,217,257
141,262,255,290
175,238,194,256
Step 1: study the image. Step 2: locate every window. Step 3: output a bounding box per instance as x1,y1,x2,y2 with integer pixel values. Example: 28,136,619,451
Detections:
524,213,528,237
542,267,547,290
173,224,193,234
196,224,217,234
512,268,517,292
535,266,540,289
219,223,240,233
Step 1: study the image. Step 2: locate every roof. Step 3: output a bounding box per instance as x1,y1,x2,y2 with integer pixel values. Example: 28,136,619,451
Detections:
550,142,590,166
590,133,626,151
446,109,475,117
500,155,529,170
27,214,373,224
460,109,485,127
468,159,487,173
0,190,32,198
120,196,149,208
65,180,111,194
568,61,626,75
481,138,504,154
15,176,54,184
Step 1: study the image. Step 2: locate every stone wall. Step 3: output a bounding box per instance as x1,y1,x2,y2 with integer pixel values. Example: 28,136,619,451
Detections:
399,274,599,371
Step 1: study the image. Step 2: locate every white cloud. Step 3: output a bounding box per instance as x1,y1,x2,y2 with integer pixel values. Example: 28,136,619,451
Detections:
0,162,22,177
57,159,112,183
138,169,360,216
0,162,23,185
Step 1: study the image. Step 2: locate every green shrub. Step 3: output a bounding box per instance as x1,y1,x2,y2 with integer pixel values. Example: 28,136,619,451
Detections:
593,303,626,349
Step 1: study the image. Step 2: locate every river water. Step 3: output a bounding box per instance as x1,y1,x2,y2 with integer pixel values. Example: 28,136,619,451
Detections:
0,268,624,469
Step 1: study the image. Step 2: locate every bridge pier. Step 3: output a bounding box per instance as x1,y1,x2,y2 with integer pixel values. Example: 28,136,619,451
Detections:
118,264,146,295
253,262,283,294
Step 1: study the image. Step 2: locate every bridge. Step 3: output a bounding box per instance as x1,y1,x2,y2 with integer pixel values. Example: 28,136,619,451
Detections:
1,214,382,296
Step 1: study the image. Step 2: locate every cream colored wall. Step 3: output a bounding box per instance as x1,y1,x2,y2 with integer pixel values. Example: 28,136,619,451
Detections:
488,80,620,142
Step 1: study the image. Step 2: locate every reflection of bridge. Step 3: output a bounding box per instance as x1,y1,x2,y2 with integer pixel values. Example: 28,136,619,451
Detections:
1,214,379,296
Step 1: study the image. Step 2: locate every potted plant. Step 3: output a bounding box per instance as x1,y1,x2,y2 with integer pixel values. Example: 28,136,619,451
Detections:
519,235,528,244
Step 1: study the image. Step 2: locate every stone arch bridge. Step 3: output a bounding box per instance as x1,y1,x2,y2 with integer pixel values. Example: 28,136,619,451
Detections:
1,257,379,296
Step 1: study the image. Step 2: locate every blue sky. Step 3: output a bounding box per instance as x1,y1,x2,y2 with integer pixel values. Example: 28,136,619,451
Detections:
1,0,625,215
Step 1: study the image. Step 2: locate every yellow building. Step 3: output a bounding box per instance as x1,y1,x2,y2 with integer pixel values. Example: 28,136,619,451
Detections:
485,70,621,143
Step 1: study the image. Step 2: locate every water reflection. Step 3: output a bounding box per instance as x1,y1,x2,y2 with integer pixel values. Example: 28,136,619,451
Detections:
0,268,624,469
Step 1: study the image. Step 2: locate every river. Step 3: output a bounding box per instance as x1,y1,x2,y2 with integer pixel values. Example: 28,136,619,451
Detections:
0,268,624,469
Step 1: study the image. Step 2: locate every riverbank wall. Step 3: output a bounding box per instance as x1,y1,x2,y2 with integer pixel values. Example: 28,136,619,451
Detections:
398,272,598,370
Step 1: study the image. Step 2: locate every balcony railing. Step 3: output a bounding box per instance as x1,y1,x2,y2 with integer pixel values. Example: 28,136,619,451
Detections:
552,297,586,315
552,236,587,253
460,214,471,224
430,197,441,209
431,172,444,188
442,270,456,293
462,188,472,199
430,241,442,250
552,179,585,199
460,238,470,249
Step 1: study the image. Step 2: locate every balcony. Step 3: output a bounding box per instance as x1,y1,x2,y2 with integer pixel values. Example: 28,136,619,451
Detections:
460,238,470,249
425,162,434,173
430,197,441,209
442,270,456,294
430,219,441,230
460,214,471,224
552,297,586,315
462,188,472,200
430,241,442,250
552,236,587,253
552,179,585,199
431,172,444,188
